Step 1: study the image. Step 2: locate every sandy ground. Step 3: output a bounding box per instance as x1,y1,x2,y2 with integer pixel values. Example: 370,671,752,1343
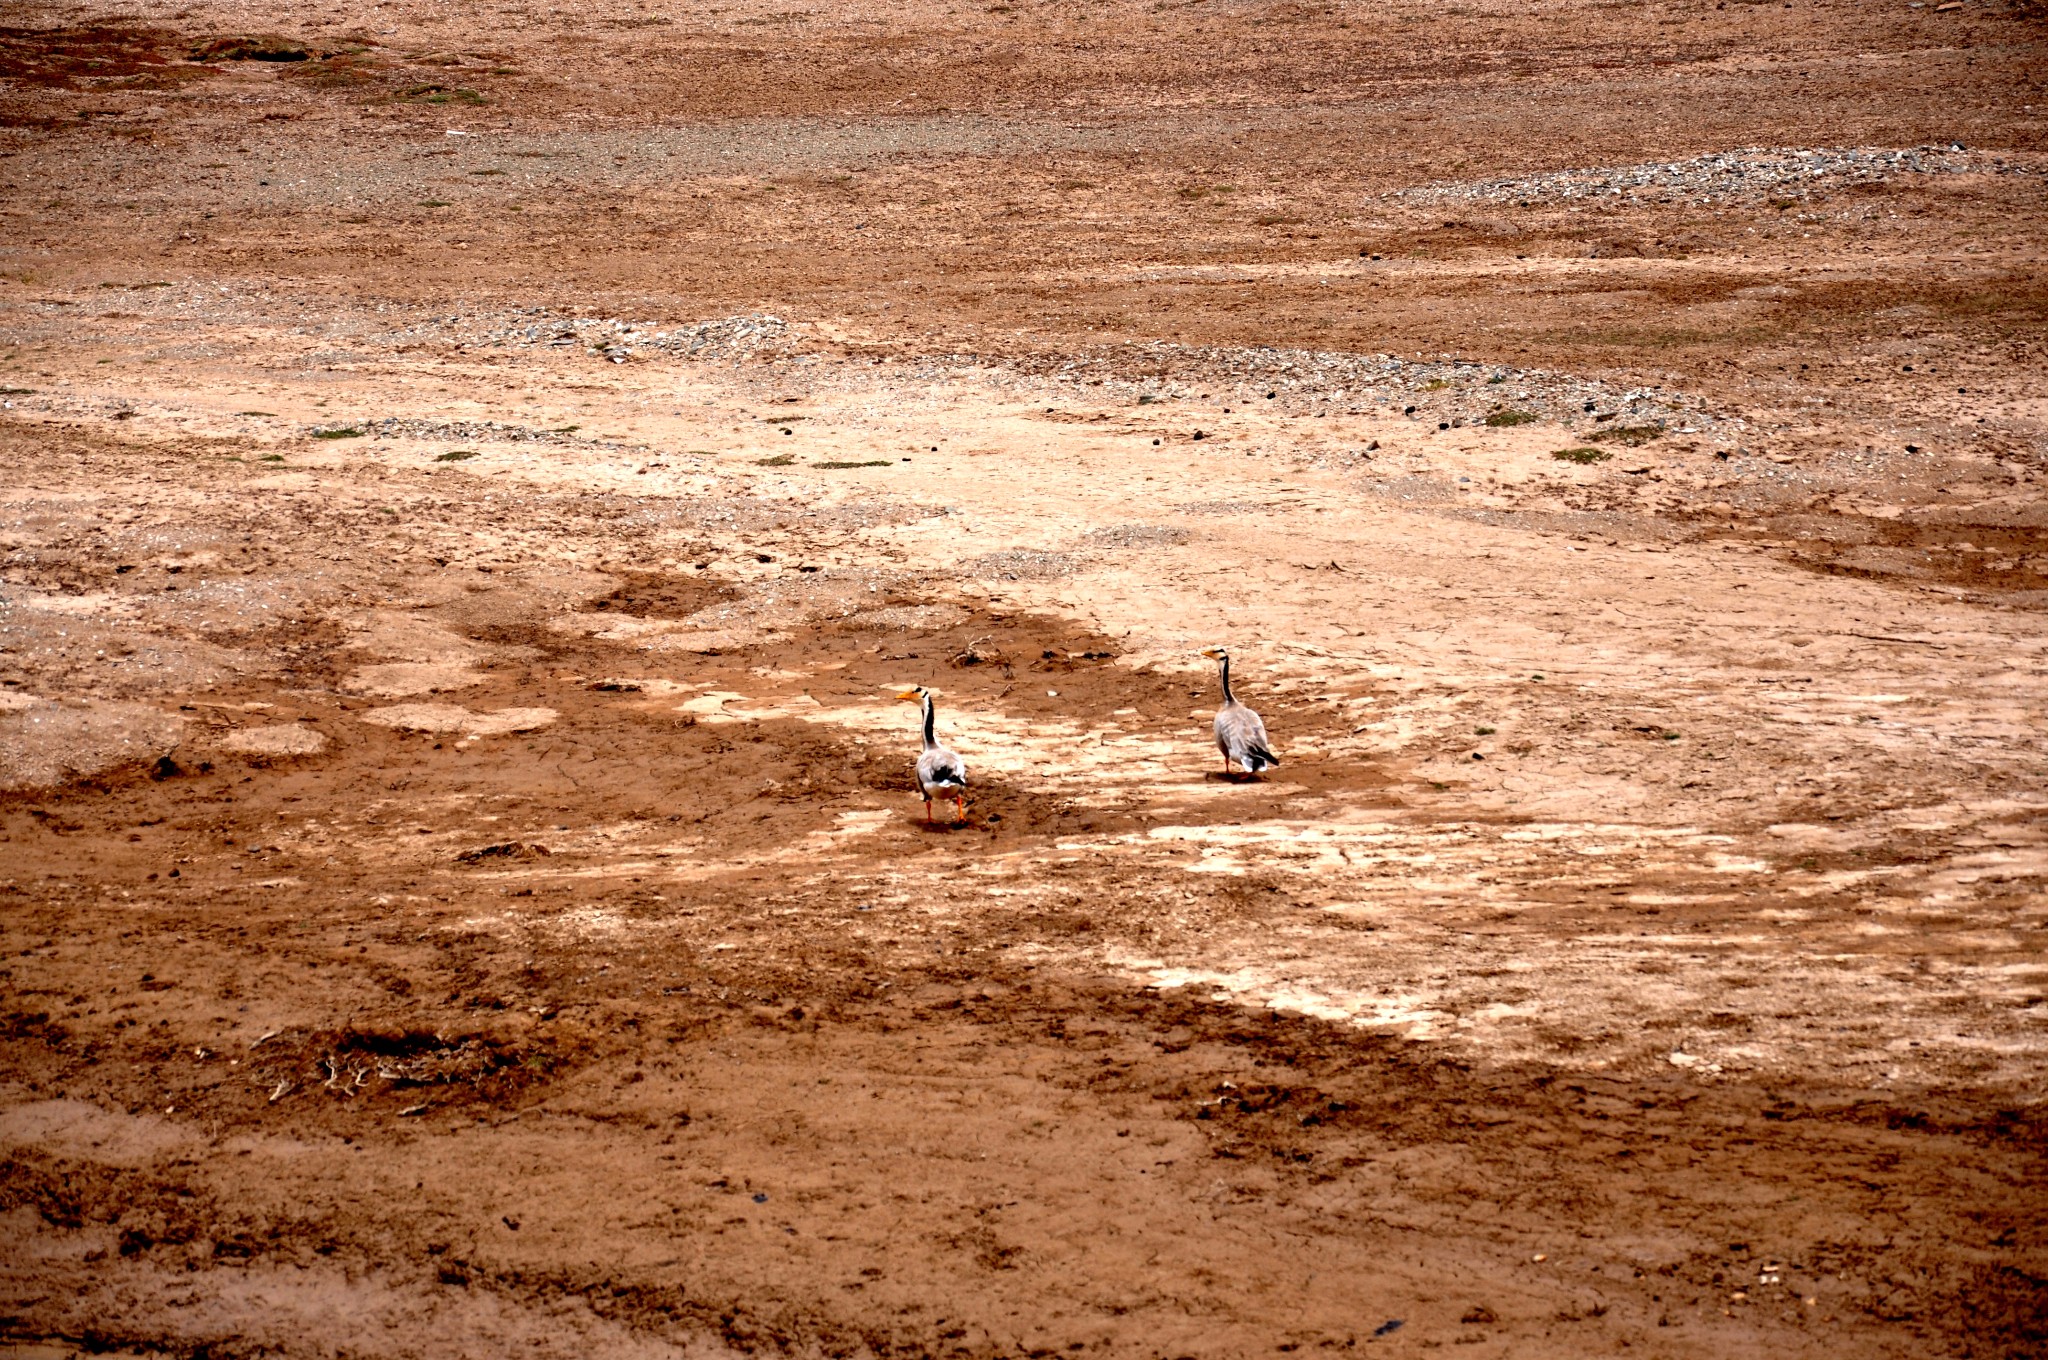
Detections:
1,0,2046,1355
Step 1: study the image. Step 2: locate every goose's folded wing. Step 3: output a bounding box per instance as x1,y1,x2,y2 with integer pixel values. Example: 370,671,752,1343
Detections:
1221,707,1279,766
919,747,968,787
1244,709,1277,761
1216,707,1258,749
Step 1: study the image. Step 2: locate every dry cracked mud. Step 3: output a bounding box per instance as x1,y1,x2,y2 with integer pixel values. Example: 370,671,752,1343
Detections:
1,0,2045,1356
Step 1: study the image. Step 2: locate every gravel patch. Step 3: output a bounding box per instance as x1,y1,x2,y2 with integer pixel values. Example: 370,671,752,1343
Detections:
1173,500,1268,516
456,311,793,365
1029,344,1722,439
1358,475,1458,506
344,416,624,447
958,549,1082,581
1081,525,1190,549
1389,144,2034,209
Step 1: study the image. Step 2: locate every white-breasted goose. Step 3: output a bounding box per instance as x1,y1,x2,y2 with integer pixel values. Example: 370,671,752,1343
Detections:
1200,646,1279,777
896,685,968,823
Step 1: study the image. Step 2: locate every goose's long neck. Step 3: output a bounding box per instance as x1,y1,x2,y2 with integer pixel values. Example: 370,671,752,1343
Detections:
921,693,938,749
1218,653,1236,705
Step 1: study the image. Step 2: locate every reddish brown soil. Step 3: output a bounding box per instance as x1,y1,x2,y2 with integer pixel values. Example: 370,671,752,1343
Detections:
1,0,2046,1356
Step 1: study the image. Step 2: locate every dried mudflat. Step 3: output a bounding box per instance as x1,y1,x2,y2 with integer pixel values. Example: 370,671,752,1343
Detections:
1,0,2046,1356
